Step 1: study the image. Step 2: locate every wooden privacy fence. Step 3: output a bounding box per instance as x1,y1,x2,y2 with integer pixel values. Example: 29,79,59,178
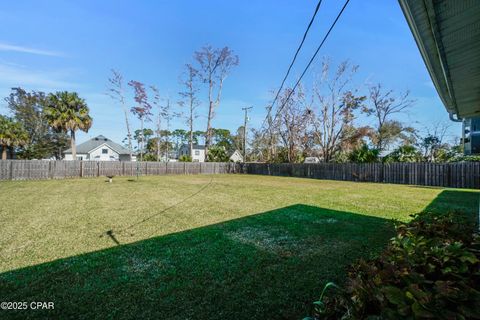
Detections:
0,160,240,181
0,160,479,189
241,162,480,189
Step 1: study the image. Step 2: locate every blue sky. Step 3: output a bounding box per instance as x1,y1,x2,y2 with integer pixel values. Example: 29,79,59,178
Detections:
0,0,461,145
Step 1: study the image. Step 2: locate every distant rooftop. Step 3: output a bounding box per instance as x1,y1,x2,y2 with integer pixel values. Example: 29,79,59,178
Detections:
64,135,131,155
180,144,205,150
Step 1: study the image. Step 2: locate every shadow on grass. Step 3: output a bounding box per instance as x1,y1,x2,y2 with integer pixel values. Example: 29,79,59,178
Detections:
0,190,477,320
423,189,479,219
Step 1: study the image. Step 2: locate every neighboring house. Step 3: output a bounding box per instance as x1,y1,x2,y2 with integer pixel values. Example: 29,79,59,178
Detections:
304,157,320,163
178,144,206,162
229,150,244,163
158,151,179,162
63,135,135,161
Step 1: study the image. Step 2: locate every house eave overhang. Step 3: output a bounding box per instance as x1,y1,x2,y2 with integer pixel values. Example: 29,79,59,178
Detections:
398,0,480,120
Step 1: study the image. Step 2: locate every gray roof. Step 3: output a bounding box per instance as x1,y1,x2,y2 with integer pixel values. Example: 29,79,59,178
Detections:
64,135,131,155
180,144,205,150
399,0,480,120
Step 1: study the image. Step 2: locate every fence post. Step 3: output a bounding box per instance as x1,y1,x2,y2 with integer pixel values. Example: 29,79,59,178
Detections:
9,160,13,180
97,162,100,177
80,161,83,178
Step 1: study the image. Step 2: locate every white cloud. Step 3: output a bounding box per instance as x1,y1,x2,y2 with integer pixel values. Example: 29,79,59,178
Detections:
0,42,63,57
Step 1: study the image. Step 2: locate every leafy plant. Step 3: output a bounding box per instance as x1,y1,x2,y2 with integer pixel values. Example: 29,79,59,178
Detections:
178,154,192,162
304,282,342,320
449,154,480,162
306,211,480,319
384,145,422,163
348,144,379,163
0,115,29,160
207,145,229,162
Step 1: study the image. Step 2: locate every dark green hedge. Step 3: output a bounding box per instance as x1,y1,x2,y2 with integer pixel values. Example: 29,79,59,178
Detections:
306,212,480,319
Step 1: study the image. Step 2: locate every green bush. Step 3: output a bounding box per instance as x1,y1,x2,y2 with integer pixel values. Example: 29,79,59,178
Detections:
306,212,480,319
384,145,423,163
348,144,380,163
207,145,229,162
141,153,157,161
178,155,192,162
448,155,480,162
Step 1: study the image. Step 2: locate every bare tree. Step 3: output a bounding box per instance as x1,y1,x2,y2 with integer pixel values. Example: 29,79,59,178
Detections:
195,45,239,160
364,83,415,150
107,69,133,159
163,98,173,161
178,64,200,158
419,120,451,162
250,126,274,163
276,86,313,163
311,60,366,162
128,80,152,162
150,85,163,161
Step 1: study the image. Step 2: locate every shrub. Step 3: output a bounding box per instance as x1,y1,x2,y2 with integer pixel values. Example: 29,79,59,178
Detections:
306,212,480,319
448,155,480,163
348,144,380,163
141,153,157,161
384,145,422,163
178,155,192,162
207,145,229,162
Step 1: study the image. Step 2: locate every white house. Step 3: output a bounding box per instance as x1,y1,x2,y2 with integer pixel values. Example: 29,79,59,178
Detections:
178,144,206,162
304,157,321,163
63,135,135,161
229,150,244,163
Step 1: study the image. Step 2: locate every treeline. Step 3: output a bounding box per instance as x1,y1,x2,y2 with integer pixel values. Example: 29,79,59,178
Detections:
106,45,239,162
0,44,240,161
0,88,91,160
129,127,245,162
0,53,475,163
250,59,472,164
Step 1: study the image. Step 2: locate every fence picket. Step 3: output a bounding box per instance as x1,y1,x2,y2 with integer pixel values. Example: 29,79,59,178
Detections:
0,160,478,189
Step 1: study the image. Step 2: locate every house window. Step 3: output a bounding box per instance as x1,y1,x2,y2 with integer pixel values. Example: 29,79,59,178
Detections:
102,148,108,154
76,156,83,160
195,150,200,156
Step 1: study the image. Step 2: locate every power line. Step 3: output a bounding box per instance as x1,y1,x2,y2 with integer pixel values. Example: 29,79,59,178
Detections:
262,0,351,136
259,0,323,132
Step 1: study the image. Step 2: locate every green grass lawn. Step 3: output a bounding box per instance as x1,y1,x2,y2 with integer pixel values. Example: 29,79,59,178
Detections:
0,174,478,319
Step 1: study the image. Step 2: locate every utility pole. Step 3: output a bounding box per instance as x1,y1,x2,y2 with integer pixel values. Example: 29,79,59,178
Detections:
242,106,253,162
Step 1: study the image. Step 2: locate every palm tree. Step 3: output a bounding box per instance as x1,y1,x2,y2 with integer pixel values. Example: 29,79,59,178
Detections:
44,92,92,160
0,115,29,160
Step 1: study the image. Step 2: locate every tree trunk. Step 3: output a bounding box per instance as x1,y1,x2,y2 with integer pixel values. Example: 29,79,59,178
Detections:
140,117,144,162
71,130,77,160
205,100,214,161
156,115,161,162
1,145,7,160
165,134,169,162
189,110,194,159
156,136,160,162
123,109,133,161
